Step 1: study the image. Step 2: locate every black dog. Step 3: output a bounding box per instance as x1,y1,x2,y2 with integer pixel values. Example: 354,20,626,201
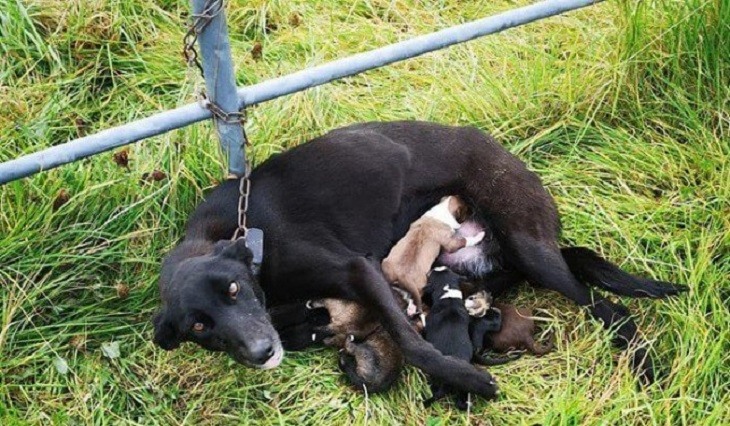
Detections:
152,121,687,396
422,267,473,410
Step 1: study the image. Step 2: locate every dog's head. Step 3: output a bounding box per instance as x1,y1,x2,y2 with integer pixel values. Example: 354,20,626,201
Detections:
152,239,283,369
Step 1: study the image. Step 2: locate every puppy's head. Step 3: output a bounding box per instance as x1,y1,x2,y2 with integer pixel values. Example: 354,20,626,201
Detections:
152,239,283,369
444,195,469,222
464,290,492,317
424,266,463,304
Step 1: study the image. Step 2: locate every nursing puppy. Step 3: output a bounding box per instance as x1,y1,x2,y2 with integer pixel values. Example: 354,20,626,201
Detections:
308,291,418,393
465,291,522,365
422,267,472,411
338,328,404,393
268,302,334,351
437,218,502,280
487,302,554,356
382,196,484,313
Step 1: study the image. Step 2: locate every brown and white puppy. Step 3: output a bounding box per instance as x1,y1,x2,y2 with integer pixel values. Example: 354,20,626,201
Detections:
487,302,553,356
382,196,484,313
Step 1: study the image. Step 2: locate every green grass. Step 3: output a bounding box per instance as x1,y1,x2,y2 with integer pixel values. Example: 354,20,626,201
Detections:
1,0,728,424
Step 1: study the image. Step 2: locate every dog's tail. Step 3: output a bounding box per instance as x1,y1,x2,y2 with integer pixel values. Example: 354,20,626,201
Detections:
473,351,523,365
561,247,688,298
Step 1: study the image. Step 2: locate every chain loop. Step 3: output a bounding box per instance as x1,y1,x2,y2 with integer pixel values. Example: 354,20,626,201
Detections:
199,95,248,125
182,0,224,76
183,0,246,126
231,162,252,241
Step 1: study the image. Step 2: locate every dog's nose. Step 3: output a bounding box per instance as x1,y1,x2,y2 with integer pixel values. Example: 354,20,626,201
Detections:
248,338,275,363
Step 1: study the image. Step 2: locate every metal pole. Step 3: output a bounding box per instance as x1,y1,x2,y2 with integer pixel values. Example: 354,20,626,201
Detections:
0,0,602,184
191,0,246,177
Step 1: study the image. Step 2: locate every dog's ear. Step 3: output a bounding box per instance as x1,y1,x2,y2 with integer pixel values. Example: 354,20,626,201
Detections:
215,239,254,265
152,309,181,351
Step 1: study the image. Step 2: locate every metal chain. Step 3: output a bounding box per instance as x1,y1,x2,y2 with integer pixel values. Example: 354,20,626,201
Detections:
182,0,246,126
231,162,252,241
182,0,251,241
200,96,247,124
182,0,224,76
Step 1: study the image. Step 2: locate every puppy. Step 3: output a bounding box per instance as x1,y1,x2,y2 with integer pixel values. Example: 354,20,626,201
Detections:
269,302,332,351
422,267,472,411
307,298,379,347
338,328,404,393
308,290,418,393
465,291,522,365
486,302,554,356
382,196,484,313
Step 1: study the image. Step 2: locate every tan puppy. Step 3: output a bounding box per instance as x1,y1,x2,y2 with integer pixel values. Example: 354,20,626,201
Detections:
382,196,484,312
308,289,423,347
339,328,404,393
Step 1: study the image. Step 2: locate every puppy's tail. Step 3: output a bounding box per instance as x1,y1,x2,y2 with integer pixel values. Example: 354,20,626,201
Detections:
561,247,688,298
473,351,523,365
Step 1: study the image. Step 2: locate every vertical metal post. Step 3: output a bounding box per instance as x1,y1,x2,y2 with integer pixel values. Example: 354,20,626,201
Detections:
191,0,246,177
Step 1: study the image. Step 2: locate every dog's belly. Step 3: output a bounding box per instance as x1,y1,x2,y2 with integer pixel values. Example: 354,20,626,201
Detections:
437,219,502,279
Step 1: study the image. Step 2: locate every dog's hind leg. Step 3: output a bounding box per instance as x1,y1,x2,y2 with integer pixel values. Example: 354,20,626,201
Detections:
479,269,526,297
507,236,655,383
347,257,499,399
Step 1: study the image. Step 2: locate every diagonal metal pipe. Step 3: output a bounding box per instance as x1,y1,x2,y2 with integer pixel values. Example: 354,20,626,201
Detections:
0,0,602,185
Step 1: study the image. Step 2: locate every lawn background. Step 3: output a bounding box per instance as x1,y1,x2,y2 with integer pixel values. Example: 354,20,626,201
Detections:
0,0,728,424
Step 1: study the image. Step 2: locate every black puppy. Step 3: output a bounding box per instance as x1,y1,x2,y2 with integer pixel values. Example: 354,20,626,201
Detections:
268,302,332,351
465,293,523,365
422,267,473,411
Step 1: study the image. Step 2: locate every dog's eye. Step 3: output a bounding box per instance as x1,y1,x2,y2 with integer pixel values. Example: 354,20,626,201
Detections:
192,322,205,332
228,282,239,299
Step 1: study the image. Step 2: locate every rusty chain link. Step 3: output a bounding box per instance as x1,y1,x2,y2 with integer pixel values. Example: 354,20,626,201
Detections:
231,161,252,241
183,0,251,241
182,0,223,76
200,96,247,124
